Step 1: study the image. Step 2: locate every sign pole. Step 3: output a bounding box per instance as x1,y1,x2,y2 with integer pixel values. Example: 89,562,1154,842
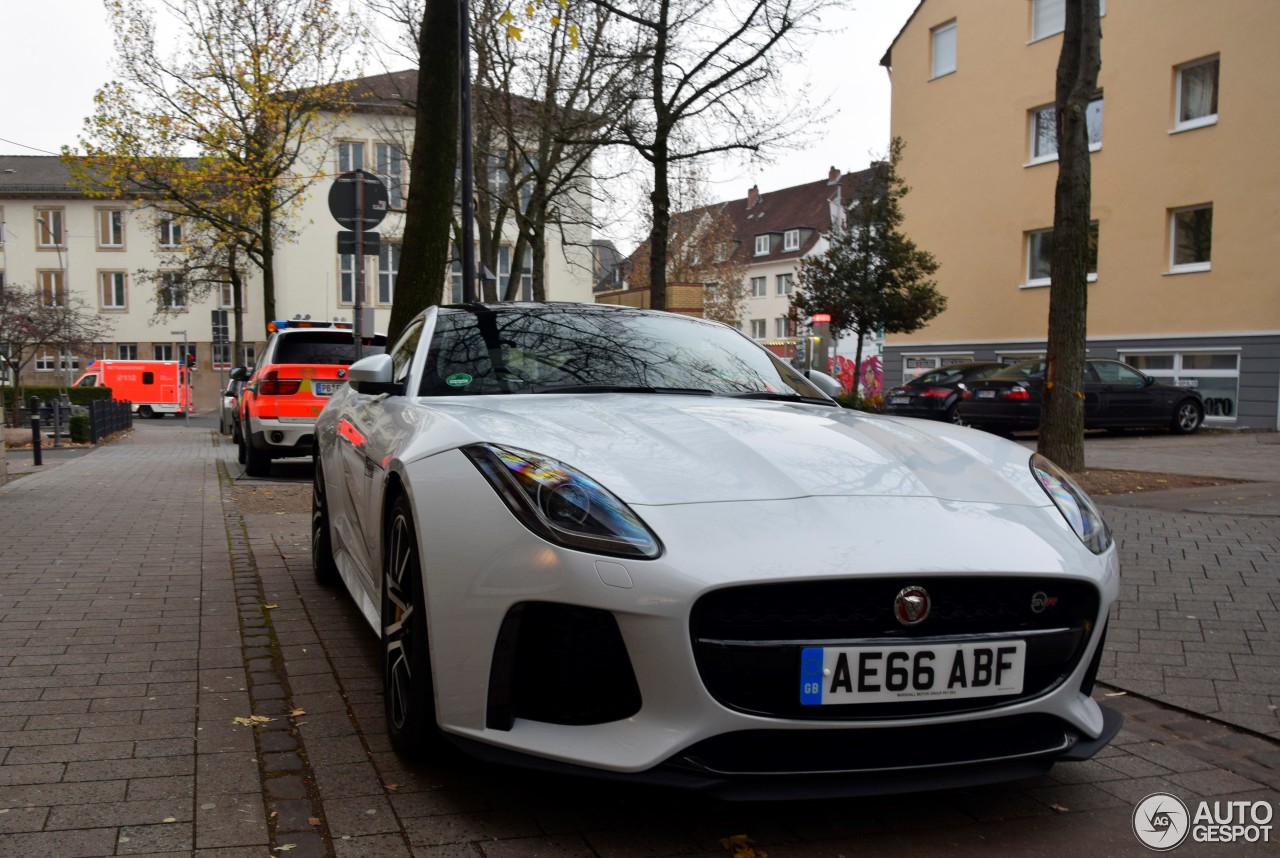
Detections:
354,177,365,357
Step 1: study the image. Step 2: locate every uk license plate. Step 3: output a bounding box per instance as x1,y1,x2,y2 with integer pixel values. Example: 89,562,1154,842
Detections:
800,641,1025,705
976,389,997,399
889,396,910,405
315,381,342,396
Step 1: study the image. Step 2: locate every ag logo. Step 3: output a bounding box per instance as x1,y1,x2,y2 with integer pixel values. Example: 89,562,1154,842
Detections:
1133,792,1189,850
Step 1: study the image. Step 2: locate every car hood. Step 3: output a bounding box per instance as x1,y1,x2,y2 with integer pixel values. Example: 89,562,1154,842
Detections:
408,394,1052,508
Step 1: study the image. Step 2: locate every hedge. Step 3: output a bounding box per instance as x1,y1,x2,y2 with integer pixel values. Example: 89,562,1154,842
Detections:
2,386,116,409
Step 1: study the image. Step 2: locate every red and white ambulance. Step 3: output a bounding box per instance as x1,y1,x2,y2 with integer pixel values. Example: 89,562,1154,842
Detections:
74,360,193,418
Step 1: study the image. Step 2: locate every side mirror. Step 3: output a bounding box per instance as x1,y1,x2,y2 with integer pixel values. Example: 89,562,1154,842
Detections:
229,366,248,381
804,370,843,400
348,353,403,396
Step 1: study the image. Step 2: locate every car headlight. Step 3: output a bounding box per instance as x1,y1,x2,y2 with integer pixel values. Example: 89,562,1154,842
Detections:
1030,453,1112,554
463,444,663,559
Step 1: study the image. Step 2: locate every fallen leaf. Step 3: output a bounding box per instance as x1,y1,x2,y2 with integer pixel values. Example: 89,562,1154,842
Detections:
231,715,276,727
385,783,401,792
1050,803,1070,813
163,817,176,823
290,708,306,717
1104,691,1127,697
308,817,322,826
270,811,278,819
263,604,279,610
274,846,296,852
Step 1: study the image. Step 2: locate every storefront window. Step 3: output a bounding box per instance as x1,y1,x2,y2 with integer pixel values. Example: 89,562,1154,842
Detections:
1121,351,1239,421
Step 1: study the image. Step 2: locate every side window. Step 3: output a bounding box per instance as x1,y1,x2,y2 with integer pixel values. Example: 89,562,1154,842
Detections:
77,375,99,387
143,372,155,384
389,319,425,384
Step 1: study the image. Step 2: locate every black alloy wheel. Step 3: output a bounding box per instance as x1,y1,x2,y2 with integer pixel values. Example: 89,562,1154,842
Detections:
1172,399,1204,434
311,456,340,585
947,403,967,427
382,494,438,758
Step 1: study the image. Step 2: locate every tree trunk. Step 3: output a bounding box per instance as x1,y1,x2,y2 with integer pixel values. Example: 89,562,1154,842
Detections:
853,325,866,399
390,0,461,342
259,195,277,325
230,255,245,368
1037,0,1100,472
648,137,670,311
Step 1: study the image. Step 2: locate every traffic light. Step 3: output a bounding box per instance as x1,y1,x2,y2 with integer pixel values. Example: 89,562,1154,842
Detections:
185,354,197,370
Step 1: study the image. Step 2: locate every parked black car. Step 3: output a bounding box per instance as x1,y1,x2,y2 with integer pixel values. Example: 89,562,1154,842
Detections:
883,361,1004,424
957,358,1205,435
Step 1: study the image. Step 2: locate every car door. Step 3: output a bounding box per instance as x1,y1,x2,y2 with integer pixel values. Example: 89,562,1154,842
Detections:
1090,360,1160,427
336,319,425,580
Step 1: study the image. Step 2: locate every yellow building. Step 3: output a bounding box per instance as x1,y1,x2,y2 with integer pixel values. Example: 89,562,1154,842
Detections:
881,0,1279,429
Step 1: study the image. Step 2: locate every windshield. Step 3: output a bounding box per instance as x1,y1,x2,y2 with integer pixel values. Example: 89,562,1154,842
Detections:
991,360,1047,380
419,306,830,401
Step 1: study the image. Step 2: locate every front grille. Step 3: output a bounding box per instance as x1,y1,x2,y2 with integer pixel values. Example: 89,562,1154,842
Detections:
690,577,1099,720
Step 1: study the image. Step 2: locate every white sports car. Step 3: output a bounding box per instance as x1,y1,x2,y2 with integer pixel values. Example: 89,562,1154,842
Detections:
313,303,1122,798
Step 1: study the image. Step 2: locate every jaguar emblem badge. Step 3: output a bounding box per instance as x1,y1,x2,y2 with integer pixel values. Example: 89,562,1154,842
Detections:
894,585,931,626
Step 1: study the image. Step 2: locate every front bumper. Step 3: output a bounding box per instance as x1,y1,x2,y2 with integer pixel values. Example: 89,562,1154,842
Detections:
404,450,1122,785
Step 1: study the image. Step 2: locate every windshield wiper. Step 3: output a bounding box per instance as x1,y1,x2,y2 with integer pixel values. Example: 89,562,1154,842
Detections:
518,384,716,395
731,391,838,406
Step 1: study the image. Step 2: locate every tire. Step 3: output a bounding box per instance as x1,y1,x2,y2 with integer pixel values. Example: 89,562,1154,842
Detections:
382,494,438,758
138,405,155,419
1172,399,1204,435
236,434,247,464
311,456,340,586
245,441,272,477
946,404,967,427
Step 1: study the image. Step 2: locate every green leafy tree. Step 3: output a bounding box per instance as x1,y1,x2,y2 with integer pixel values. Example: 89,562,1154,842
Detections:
792,139,945,393
70,0,362,342
1038,0,1102,472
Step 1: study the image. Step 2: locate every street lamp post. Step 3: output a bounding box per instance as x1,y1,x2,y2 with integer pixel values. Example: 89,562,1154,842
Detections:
459,0,477,303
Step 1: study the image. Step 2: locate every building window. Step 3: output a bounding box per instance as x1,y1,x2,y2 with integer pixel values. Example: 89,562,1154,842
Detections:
750,276,767,297
339,254,355,304
178,342,197,365
1175,56,1219,131
1123,351,1238,421
1030,0,1105,42
776,273,794,295
1029,95,1103,162
338,140,365,172
97,208,125,249
517,248,533,301
35,349,57,372
1170,204,1212,273
775,317,793,338
158,272,187,309
754,235,770,256
154,343,174,361
36,208,64,249
157,214,183,248
450,245,463,303
220,277,241,309
58,352,80,372
783,229,800,251
100,271,127,309
931,20,957,78
1025,222,1098,286
750,318,766,338
118,343,138,360
38,270,66,307
378,241,400,304
376,143,405,208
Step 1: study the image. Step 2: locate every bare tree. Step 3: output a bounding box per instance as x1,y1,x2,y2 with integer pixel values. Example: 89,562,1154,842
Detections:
592,0,833,310
1,285,113,425
626,165,748,324
1037,0,1101,472
70,0,363,332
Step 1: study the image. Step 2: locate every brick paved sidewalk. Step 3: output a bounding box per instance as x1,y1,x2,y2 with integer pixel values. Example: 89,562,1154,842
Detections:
0,423,265,854
2,424,1279,857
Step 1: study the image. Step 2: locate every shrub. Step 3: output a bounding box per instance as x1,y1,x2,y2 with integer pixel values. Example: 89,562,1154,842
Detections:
2,386,115,409
69,414,91,443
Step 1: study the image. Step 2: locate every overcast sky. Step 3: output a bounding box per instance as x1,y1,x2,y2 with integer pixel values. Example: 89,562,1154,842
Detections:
0,0,916,251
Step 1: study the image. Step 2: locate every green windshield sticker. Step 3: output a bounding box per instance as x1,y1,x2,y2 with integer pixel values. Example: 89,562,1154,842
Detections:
446,373,473,388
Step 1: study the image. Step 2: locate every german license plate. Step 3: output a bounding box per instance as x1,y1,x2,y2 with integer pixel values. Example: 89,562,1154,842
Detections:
315,381,342,396
889,396,910,405
800,641,1025,705
976,389,997,399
